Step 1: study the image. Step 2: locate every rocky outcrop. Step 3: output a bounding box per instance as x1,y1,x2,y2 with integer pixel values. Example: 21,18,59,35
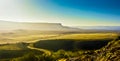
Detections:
66,37,120,61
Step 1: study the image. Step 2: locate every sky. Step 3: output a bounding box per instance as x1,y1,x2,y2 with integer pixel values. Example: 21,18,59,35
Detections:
0,0,120,26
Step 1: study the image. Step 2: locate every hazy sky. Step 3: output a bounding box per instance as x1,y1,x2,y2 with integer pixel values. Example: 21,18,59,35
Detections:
0,0,120,26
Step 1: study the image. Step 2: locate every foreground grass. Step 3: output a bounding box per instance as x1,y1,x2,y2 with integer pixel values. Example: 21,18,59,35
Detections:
10,37,120,61
0,43,43,60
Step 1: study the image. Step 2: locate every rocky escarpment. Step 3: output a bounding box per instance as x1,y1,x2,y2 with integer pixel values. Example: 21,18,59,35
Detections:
66,37,120,61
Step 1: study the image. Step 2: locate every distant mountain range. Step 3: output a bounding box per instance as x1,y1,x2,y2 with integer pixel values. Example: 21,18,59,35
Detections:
0,20,80,31
0,20,120,32
77,26,120,31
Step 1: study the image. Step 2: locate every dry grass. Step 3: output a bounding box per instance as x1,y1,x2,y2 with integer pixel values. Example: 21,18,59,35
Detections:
52,33,118,40
0,31,118,44
0,31,60,44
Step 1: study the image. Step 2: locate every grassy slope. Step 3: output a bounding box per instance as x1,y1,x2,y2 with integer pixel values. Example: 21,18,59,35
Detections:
0,31,117,44
53,33,118,40
0,31,119,61
33,33,118,51
11,39,120,61
0,43,43,60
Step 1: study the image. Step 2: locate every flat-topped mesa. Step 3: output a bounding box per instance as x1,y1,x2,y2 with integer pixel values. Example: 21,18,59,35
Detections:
22,23,63,27
0,20,62,27
21,23,65,30
0,20,80,31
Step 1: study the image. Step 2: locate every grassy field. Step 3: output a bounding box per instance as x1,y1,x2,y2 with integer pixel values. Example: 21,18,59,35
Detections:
0,30,61,44
52,33,118,40
0,30,119,61
0,30,118,44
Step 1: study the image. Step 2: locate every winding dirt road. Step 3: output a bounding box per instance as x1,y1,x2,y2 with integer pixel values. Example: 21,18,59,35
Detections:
27,45,51,55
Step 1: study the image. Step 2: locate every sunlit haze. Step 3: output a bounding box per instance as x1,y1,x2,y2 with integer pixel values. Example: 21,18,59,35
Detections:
0,0,120,26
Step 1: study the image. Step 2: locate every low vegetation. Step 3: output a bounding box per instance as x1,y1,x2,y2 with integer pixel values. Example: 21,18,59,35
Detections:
0,30,60,44
34,39,111,51
53,33,118,40
0,31,119,61
9,36,120,61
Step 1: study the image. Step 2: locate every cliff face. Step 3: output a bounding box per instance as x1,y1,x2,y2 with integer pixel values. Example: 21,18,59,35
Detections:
0,21,79,31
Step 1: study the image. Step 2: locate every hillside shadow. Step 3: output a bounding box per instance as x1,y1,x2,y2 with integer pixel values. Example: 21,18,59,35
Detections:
0,50,42,59
34,39,111,51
